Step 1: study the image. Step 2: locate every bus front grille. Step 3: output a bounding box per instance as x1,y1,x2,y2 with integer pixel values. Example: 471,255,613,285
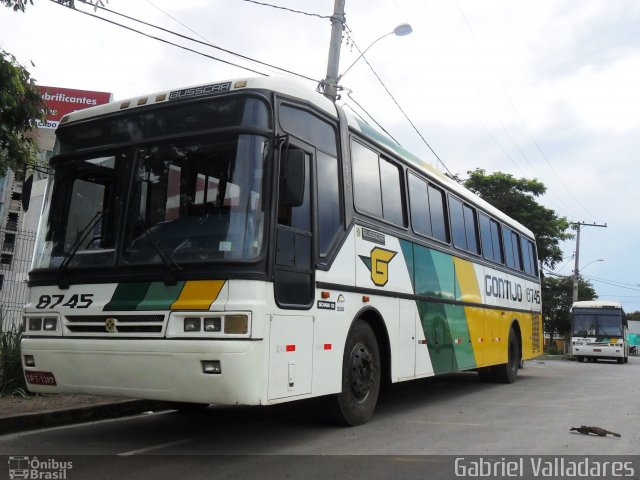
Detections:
64,314,166,337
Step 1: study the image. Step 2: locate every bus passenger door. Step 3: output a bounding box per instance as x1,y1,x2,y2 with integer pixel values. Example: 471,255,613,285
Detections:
274,148,314,309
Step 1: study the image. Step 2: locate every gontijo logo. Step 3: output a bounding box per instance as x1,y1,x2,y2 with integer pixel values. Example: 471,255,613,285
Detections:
359,247,397,287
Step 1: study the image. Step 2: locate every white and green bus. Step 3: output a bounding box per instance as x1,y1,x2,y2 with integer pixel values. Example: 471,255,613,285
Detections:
571,300,628,364
21,77,542,425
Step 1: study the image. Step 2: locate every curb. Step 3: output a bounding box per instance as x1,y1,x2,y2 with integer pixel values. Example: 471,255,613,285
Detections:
0,400,172,435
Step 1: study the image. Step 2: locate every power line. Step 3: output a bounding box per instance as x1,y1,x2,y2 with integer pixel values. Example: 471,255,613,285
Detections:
343,90,399,143
584,276,640,291
343,29,455,178
52,0,319,82
49,1,268,76
498,82,596,219
93,2,318,81
239,0,331,20
144,0,210,43
142,0,300,78
425,0,590,221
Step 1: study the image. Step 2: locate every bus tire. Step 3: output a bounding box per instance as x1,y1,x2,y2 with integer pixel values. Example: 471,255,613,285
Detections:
333,320,381,426
493,328,519,384
577,356,584,363
617,357,624,364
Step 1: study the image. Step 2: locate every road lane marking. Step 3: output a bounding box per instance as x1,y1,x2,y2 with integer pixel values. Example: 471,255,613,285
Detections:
406,421,484,426
118,439,191,456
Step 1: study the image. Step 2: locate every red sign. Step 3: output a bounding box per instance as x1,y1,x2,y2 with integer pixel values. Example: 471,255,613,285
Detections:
37,85,112,128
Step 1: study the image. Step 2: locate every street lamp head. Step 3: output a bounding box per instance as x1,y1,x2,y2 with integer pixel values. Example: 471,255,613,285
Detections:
393,23,413,36
337,23,413,83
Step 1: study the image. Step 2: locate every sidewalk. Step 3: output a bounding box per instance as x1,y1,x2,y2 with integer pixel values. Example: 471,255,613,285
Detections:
0,394,171,435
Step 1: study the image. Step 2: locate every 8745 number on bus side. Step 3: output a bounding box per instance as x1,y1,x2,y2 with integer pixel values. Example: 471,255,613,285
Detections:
35,294,94,309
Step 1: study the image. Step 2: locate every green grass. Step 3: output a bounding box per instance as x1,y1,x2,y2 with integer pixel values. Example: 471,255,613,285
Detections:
0,310,27,396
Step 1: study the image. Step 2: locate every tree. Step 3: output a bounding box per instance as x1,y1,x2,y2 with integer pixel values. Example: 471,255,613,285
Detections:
463,169,572,269
0,49,47,174
627,311,640,322
1,0,109,173
542,275,597,348
2,0,104,11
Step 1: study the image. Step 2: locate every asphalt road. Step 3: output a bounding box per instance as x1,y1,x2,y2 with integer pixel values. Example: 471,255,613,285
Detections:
1,357,639,479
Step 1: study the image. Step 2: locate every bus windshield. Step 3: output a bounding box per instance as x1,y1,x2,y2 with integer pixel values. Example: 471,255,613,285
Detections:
32,96,270,272
572,310,623,337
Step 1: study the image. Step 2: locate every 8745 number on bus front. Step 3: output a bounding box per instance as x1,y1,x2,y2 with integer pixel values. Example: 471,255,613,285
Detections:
35,294,94,309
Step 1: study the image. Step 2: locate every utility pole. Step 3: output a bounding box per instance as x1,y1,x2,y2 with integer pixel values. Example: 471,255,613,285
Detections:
322,0,346,102
572,221,607,303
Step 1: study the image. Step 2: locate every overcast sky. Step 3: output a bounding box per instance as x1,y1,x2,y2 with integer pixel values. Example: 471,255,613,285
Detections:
1,0,639,311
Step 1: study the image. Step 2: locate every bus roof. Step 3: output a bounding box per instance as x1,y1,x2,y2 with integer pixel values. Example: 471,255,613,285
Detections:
572,300,623,310
59,76,534,239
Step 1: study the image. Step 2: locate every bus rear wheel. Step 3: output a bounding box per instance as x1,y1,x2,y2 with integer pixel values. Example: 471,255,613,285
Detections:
333,320,381,426
494,328,520,384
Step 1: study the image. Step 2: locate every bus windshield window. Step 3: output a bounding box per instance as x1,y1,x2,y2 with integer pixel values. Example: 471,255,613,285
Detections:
32,96,271,272
572,311,623,337
123,135,267,265
32,154,129,269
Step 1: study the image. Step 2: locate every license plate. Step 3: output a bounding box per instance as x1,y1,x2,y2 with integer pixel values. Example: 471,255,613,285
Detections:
593,349,601,352
25,371,57,386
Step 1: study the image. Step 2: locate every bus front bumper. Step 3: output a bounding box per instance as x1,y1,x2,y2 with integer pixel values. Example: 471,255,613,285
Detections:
572,345,624,358
21,338,264,405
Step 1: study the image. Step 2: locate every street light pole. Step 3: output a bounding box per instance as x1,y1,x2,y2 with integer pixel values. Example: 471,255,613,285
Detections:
322,0,346,102
321,1,412,102
571,221,607,303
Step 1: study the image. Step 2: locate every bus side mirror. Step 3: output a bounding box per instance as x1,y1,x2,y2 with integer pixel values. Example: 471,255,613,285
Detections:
22,174,33,212
279,149,305,207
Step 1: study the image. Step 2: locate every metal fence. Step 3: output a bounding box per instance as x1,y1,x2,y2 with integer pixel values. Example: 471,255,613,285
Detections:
0,228,36,328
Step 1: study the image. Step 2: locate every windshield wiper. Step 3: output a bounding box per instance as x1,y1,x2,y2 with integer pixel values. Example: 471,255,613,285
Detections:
57,211,103,289
134,211,183,285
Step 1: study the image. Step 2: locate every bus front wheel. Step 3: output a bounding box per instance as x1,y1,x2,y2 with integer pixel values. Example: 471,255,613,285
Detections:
333,320,381,426
577,356,584,363
494,328,520,384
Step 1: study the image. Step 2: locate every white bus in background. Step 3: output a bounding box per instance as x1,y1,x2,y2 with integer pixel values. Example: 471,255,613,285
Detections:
571,300,629,364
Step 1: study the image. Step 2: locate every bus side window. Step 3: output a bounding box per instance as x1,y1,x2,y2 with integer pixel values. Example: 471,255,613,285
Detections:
317,151,342,255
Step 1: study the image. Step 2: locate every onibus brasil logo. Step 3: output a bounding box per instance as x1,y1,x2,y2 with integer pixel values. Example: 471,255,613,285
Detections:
8,456,73,479
359,247,397,287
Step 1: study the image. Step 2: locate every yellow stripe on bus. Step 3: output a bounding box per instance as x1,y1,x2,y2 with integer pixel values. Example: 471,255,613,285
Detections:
171,280,226,310
453,258,484,365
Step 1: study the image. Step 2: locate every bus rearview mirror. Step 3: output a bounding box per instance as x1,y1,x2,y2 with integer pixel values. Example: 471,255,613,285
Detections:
279,149,305,207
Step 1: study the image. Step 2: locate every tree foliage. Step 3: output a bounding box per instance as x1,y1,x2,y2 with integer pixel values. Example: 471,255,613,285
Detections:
0,49,47,174
463,169,572,269
542,275,597,344
627,311,640,322
2,0,105,11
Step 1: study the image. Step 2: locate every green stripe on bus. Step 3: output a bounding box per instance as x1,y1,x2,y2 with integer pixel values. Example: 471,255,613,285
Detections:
417,301,457,374
401,241,478,372
136,282,185,311
104,283,152,311
414,245,455,300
